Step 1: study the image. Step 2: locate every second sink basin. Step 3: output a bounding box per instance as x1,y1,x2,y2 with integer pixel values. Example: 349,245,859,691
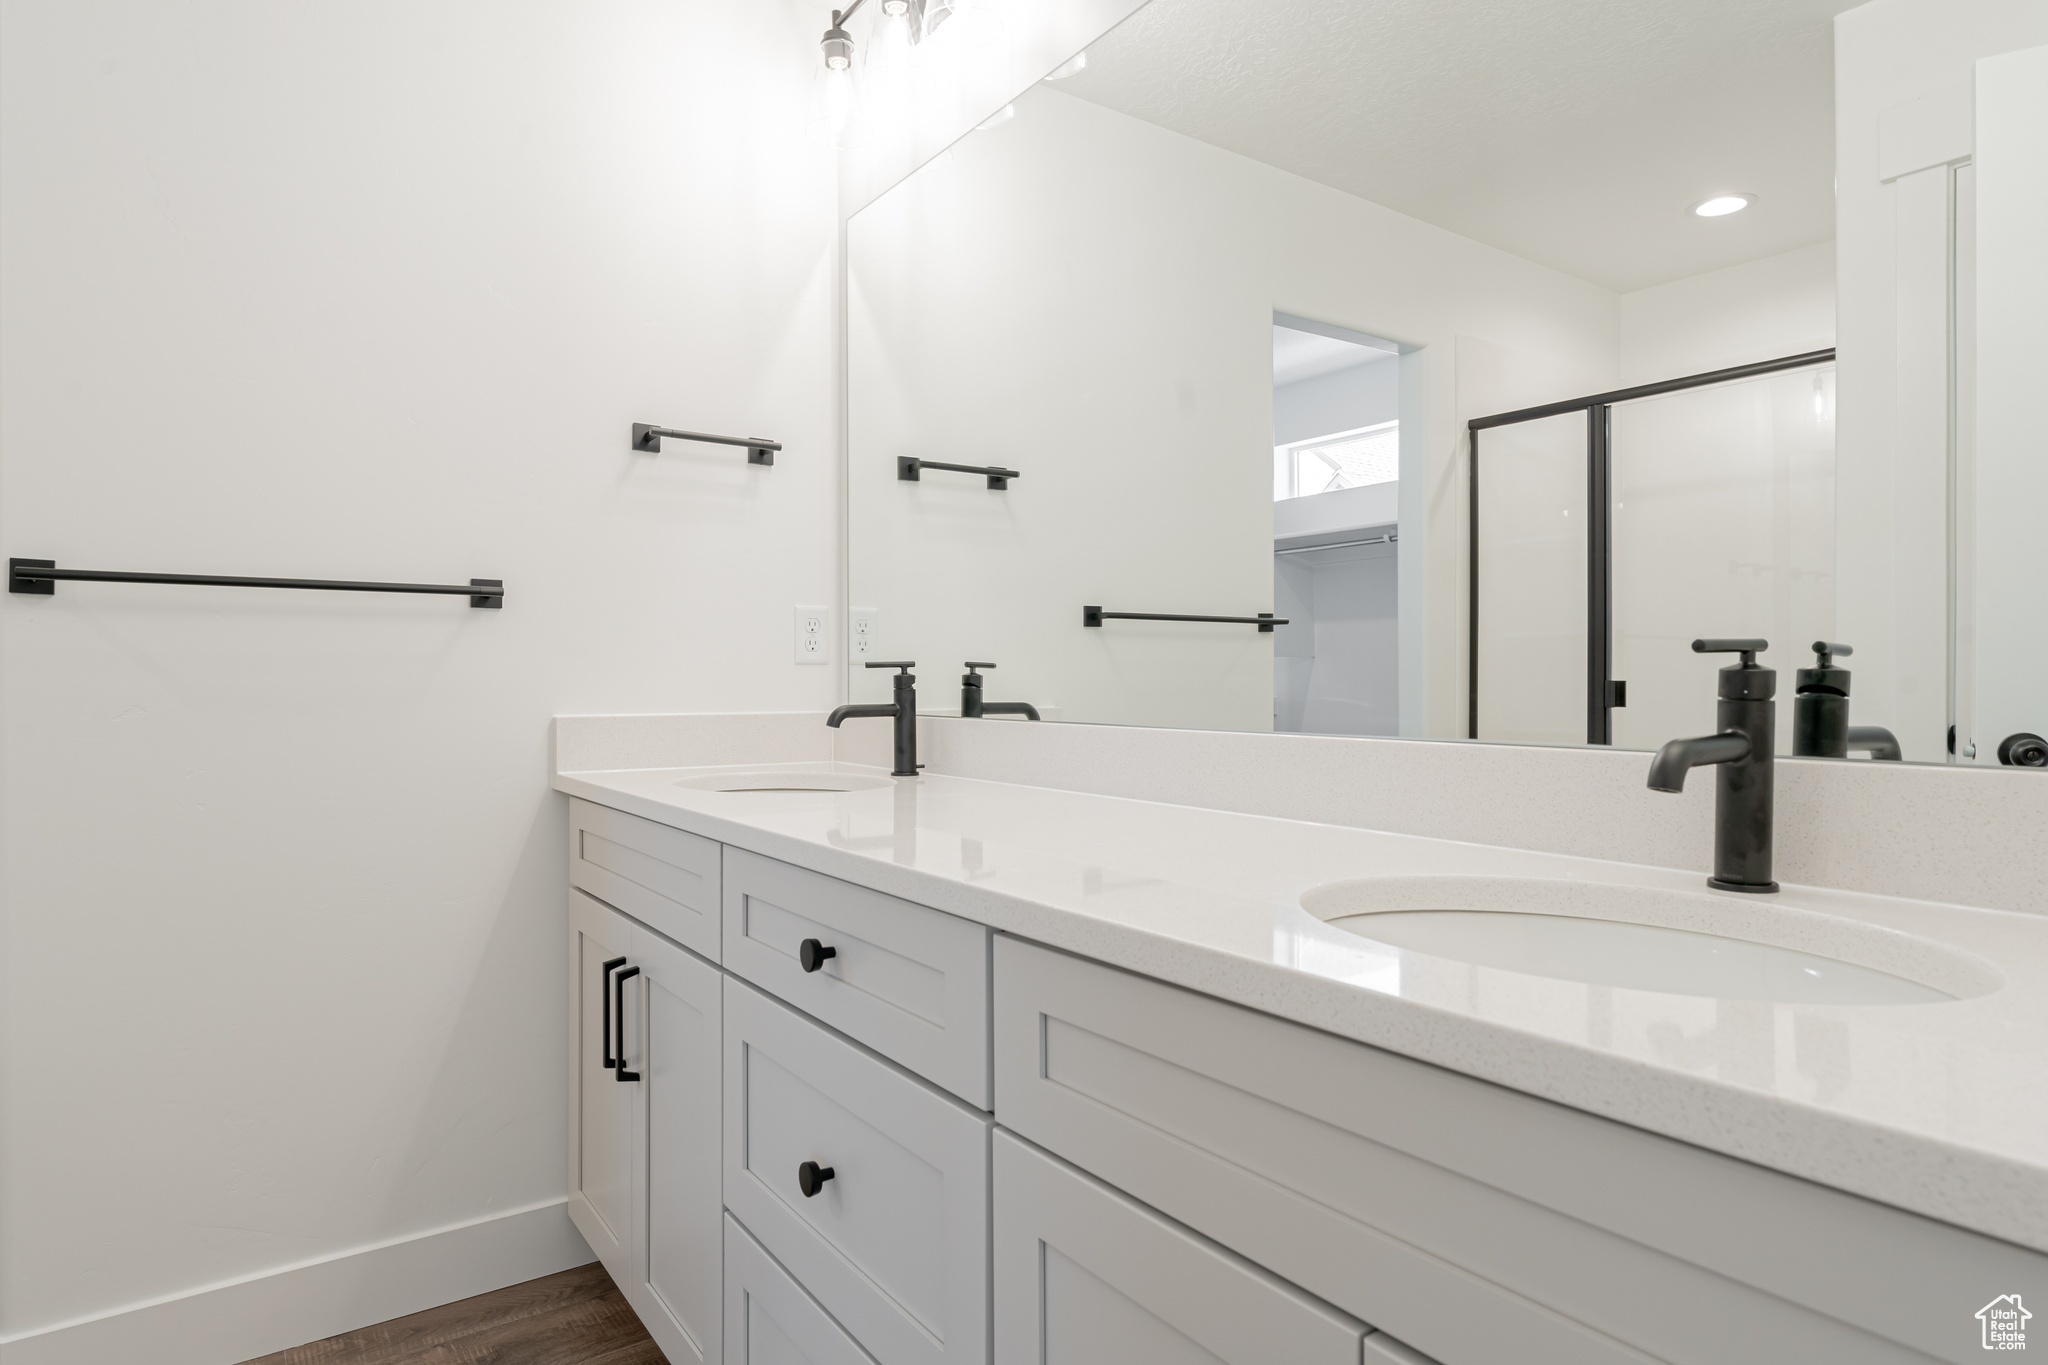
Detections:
1301,877,1999,1006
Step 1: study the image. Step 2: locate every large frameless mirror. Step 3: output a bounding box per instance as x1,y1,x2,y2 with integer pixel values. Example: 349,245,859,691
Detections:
844,0,2048,770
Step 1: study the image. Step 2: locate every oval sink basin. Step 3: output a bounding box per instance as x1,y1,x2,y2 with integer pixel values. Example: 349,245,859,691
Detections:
1302,877,1998,1006
674,771,894,793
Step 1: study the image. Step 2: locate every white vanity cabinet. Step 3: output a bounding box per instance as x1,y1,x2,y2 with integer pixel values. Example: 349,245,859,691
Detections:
564,794,2045,1365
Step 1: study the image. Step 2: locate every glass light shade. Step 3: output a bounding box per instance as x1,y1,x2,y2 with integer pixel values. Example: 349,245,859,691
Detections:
809,60,868,148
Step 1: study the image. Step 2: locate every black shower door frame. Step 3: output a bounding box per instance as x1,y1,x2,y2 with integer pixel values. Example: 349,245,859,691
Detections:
1465,348,1836,744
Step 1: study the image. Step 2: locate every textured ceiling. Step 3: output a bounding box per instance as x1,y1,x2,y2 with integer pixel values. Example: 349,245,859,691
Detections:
1057,0,1852,292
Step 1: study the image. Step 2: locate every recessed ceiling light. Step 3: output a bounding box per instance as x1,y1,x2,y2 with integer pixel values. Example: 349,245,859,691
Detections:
1692,194,1754,218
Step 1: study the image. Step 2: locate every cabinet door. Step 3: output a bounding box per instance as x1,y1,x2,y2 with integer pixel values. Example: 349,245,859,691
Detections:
630,923,724,1365
993,1130,1365,1365
568,890,637,1273
725,1214,881,1365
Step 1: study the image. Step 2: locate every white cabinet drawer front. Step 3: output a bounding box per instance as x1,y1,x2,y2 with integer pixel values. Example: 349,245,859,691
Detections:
724,977,990,1365
994,1130,1366,1365
723,848,990,1106
995,937,2000,1365
725,1215,881,1365
571,797,722,960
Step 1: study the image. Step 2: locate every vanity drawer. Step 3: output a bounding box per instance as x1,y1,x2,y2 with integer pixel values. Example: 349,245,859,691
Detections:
994,935,2037,1365
723,847,990,1107
994,1129,1366,1365
570,797,722,961
724,1214,877,1365
723,976,989,1365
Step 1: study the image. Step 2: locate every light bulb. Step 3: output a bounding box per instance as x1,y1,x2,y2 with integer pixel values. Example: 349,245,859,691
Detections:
809,19,867,148
864,0,916,131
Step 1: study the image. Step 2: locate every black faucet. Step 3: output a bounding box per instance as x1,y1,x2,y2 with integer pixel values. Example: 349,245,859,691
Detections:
1646,639,1779,894
1791,642,1901,760
826,661,920,777
961,663,1040,721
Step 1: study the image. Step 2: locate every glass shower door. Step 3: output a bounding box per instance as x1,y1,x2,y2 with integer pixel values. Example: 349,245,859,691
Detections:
1472,410,1587,744
1608,365,1836,753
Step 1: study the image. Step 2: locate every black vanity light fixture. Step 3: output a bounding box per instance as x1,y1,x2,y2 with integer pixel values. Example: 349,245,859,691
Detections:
898,456,1020,490
8,558,504,607
631,424,783,466
1083,606,1287,632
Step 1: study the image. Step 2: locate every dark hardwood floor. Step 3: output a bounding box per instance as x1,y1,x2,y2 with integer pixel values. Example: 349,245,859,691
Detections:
237,1262,666,1365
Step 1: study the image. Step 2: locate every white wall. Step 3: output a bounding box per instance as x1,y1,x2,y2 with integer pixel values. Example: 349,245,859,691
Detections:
1273,353,1399,446
1616,241,1836,385
848,85,1616,734
0,1,839,1358
1970,44,2048,760
1834,0,2048,763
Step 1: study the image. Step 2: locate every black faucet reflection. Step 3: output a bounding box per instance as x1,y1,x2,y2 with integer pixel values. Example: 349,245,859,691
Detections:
1791,642,1901,760
961,662,1040,721
1646,639,1779,894
826,661,921,777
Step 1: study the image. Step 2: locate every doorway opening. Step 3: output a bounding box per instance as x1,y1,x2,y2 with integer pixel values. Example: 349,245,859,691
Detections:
1271,314,1401,735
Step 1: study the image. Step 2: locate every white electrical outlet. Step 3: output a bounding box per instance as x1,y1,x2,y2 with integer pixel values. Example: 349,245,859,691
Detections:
850,608,879,658
794,606,829,664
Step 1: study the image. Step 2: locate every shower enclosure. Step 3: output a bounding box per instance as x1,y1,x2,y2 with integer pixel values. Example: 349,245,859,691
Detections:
1467,350,1838,751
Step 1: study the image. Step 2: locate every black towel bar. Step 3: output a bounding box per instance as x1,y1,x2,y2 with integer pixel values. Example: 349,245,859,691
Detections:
632,423,782,466
9,559,503,608
898,457,1019,490
1083,606,1286,632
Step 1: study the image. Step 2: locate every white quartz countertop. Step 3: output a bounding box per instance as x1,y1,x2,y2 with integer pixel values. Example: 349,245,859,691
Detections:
555,761,2048,1252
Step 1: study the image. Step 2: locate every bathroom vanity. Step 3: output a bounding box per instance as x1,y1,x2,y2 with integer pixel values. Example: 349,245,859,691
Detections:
555,753,2048,1365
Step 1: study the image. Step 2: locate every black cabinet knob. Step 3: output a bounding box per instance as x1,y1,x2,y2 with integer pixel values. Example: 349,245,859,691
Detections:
1999,733,2048,767
798,938,838,973
797,1160,836,1197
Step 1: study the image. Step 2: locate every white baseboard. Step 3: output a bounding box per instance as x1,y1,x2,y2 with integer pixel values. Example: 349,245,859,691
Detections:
0,1199,595,1365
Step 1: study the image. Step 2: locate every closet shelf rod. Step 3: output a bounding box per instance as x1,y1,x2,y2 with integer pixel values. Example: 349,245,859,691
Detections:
8,559,504,607
1273,531,1398,556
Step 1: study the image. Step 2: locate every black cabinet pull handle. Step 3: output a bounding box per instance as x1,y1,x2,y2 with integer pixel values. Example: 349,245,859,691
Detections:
797,1160,836,1197
613,966,641,1082
798,938,837,973
600,956,627,1069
